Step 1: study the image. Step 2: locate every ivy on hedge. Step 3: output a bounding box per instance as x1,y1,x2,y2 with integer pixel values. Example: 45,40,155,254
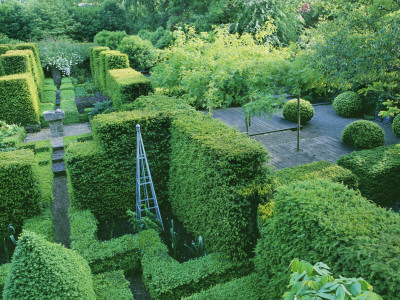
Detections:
138,230,250,300
0,73,40,125
337,145,400,206
3,231,96,299
273,160,358,189
106,68,152,109
254,180,400,300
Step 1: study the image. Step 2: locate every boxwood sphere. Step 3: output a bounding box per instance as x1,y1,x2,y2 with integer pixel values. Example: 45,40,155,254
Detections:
392,115,400,138
282,99,314,125
332,91,363,117
341,120,385,149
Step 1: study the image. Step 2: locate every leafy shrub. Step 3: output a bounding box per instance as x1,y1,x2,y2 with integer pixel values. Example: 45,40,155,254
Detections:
341,120,384,149
3,231,96,299
273,160,358,189
138,229,250,300
23,209,55,243
87,100,113,118
332,91,363,117
60,83,74,91
0,149,41,230
39,102,56,127
61,77,72,84
98,50,129,90
0,45,10,56
94,30,127,50
43,84,57,93
60,100,80,124
282,99,314,124
41,90,56,104
392,114,400,137
118,35,158,71
337,145,400,206
169,113,269,260
0,122,25,151
0,264,11,294
106,68,152,109
75,92,109,113
89,46,109,88
68,206,140,274
14,43,44,87
254,180,400,299
283,259,383,300
138,27,174,49
60,89,75,101
93,270,134,300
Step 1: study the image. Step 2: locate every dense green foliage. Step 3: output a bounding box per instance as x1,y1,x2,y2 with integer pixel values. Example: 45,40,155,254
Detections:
0,73,39,125
0,149,41,230
138,27,174,49
337,145,400,207
273,160,358,190
254,180,400,299
0,264,11,294
332,91,363,117
169,112,269,260
89,46,110,88
98,50,129,90
138,229,250,300
282,99,314,124
185,274,262,299
392,114,400,137
341,120,385,149
118,35,158,71
94,30,127,50
93,270,134,300
106,68,152,109
284,259,383,300
0,122,26,151
3,231,96,299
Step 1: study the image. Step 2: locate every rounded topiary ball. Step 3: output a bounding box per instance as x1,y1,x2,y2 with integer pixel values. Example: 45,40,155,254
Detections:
341,120,385,149
392,115,400,138
332,91,363,117
282,99,314,125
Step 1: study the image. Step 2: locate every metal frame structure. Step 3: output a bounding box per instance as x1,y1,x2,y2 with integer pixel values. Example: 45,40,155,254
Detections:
135,124,164,230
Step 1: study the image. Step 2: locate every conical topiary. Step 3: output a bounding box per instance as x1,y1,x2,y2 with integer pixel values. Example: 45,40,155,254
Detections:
3,231,96,299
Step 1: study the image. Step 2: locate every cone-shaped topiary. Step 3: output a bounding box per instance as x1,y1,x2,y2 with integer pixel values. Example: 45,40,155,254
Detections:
392,115,400,138
3,231,96,299
282,99,314,125
332,91,363,117
341,120,384,149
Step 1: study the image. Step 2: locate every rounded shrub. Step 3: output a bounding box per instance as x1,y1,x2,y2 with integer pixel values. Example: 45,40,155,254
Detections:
118,35,158,71
341,120,384,149
332,91,362,117
282,99,314,125
392,114,400,137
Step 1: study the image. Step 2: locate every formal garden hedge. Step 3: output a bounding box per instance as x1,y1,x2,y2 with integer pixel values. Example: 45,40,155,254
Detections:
337,145,400,207
90,46,109,88
92,270,134,300
0,73,39,126
14,43,44,85
3,231,96,299
254,180,400,299
282,99,314,124
342,120,385,149
332,91,363,117
0,45,10,56
273,160,358,189
99,50,129,90
106,68,152,109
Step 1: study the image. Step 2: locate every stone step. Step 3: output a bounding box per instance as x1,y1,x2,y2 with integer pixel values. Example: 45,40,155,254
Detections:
52,145,64,151
52,149,65,162
53,161,66,176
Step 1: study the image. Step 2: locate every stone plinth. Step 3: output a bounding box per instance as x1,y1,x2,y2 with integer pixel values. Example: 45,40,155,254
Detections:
43,109,65,137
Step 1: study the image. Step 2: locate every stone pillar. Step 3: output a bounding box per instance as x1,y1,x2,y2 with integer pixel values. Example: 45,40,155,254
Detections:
43,109,65,137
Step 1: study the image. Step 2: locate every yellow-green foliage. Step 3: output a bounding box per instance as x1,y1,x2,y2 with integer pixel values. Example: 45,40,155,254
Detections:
107,68,152,109
90,46,109,88
14,43,45,86
0,264,11,294
0,149,41,231
60,100,80,125
0,45,11,56
3,231,96,299
39,102,56,127
93,271,134,300
0,73,39,125
99,50,129,90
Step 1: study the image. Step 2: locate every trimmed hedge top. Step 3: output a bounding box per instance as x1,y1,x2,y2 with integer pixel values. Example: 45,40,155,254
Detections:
341,120,385,149
282,99,314,125
333,91,363,117
3,231,96,299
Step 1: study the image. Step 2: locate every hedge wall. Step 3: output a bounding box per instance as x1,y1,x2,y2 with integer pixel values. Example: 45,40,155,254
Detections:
0,45,10,56
106,68,152,109
254,180,400,300
168,113,269,260
39,102,56,127
0,149,41,232
90,46,109,88
0,73,39,125
337,145,400,206
93,270,134,300
41,90,56,104
60,100,80,125
99,50,129,91
68,205,141,274
273,160,358,189
14,43,45,86
0,264,11,295
138,229,250,300
3,231,96,299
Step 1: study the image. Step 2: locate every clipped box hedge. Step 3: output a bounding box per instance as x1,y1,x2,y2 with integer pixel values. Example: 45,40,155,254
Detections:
106,68,153,109
0,149,41,230
14,43,45,84
41,90,56,104
60,100,80,124
168,113,269,260
61,77,72,84
273,160,358,189
254,180,400,300
0,45,11,56
69,206,140,274
93,270,134,300
99,50,129,90
0,264,11,294
0,73,39,125
138,230,250,300
39,102,56,127
60,82,74,91
90,46,109,88
43,84,57,93
337,145,400,206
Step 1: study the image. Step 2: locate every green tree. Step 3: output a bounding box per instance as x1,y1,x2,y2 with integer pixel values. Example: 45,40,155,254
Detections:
0,0,32,41
98,0,127,32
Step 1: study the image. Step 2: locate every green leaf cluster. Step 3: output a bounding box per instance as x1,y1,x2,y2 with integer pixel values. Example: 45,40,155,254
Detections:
391,114,400,138
282,99,314,125
94,30,128,50
254,180,400,299
337,145,400,206
98,50,129,91
93,270,134,300
118,35,158,71
341,120,385,149
332,91,363,117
